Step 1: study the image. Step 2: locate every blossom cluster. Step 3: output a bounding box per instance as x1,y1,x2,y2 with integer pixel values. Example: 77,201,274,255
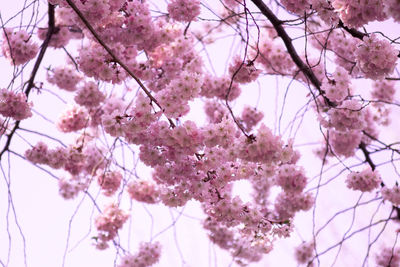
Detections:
102,93,161,140
203,215,273,265
37,25,79,48
295,241,315,265
57,105,89,133
97,171,122,196
167,0,201,22
310,0,339,24
274,191,314,220
371,80,396,105
94,203,129,249
1,28,38,65
47,65,83,91
328,99,366,131
25,142,106,179
384,0,400,22
58,175,88,199
381,185,400,206
118,242,161,267
0,89,32,121
375,246,400,267
74,81,105,108
78,42,128,84
332,0,386,28
204,100,228,123
345,168,381,192
237,124,286,164
200,74,241,101
328,129,362,157
106,109,311,264
228,56,261,84
310,28,361,75
127,180,160,204
156,70,203,117
355,34,398,80
280,0,310,15
256,37,295,75
315,98,369,157
322,66,351,103
240,106,264,132
276,164,308,193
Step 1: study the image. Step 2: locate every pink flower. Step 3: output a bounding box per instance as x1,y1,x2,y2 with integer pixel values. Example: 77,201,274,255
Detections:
47,65,82,92
118,242,161,267
0,89,32,120
167,0,201,22
240,106,264,132
127,180,160,204
333,0,386,28
280,0,310,14
25,142,49,165
323,66,351,103
228,56,261,84
355,34,398,80
57,105,88,133
345,168,381,192
95,203,129,245
97,171,122,196
276,164,308,193
382,185,400,206
375,246,400,267
2,28,38,65
74,81,105,108
295,241,315,264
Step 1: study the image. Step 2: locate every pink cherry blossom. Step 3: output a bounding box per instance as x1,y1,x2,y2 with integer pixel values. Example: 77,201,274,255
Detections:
0,89,32,120
167,0,201,22
2,28,39,65
345,168,381,192
355,34,398,80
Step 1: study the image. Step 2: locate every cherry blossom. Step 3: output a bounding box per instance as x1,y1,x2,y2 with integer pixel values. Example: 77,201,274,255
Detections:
345,168,381,192
0,89,32,120
355,34,398,80
1,28,39,65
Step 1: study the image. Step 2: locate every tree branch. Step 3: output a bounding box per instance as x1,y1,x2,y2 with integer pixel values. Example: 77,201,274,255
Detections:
358,142,376,171
250,0,335,106
337,20,367,40
24,3,55,97
0,4,56,161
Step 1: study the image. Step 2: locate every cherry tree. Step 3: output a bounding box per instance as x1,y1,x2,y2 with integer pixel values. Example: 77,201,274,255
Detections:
1,0,400,266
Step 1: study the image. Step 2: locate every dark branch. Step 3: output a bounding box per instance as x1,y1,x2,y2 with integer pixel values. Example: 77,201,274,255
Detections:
250,0,336,106
0,4,56,161
337,20,367,40
24,4,55,97
358,142,376,171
